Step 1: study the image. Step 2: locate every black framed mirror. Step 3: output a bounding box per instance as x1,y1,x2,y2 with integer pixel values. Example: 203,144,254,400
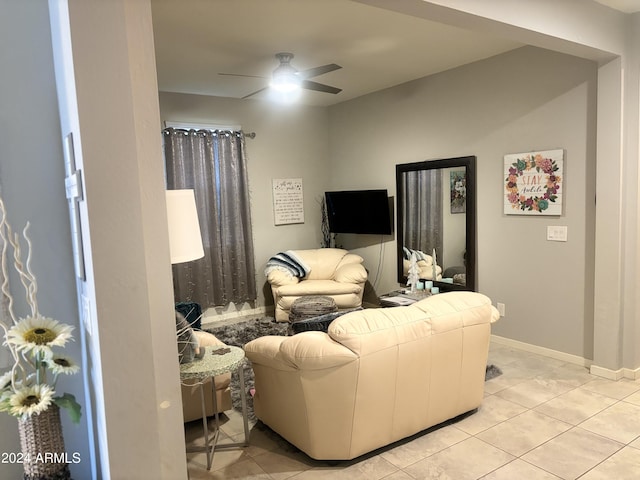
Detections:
396,156,476,292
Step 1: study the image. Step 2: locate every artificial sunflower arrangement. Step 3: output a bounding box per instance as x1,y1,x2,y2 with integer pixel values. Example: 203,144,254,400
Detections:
0,196,81,423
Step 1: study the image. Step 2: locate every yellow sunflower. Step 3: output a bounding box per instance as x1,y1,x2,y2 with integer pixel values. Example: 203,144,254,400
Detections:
9,384,54,418
46,354,80,375
6,315,74,355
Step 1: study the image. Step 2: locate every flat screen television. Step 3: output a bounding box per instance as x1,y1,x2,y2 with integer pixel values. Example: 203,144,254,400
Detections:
325,189,392,235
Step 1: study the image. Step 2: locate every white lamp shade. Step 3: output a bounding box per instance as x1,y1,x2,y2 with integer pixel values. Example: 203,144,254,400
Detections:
166,189,205,264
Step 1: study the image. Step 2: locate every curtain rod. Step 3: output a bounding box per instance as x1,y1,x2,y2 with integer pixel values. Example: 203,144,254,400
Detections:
162,127,256,139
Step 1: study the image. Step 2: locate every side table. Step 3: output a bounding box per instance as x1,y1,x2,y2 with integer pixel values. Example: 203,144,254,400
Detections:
379,289,431,307
180,345,250,470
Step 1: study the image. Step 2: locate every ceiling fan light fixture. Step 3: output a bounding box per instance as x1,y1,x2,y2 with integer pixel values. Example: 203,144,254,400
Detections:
225,52,342,100
270,62,301,93
270,73,300,92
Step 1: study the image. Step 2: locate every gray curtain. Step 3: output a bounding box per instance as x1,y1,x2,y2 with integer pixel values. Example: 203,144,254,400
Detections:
402,169,443,260
163,128,257,308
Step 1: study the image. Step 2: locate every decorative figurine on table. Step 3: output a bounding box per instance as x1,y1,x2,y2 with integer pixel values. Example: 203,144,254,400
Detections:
432,248,438,283
406,251,420,294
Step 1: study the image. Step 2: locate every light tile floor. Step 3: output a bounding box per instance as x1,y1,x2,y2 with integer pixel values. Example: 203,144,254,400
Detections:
185,342,640,479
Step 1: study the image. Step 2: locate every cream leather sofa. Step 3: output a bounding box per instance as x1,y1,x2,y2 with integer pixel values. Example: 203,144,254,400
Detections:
181,331,232,422
267,248,368,322
244,291,499,460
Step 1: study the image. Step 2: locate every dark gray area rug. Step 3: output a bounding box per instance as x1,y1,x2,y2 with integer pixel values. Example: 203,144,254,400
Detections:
206,317,502,421
206,317,287,422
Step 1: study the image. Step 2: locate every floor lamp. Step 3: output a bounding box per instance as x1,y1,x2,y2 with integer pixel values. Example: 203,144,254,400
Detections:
166,189,205,315
166,190,204,363
166,189,204,265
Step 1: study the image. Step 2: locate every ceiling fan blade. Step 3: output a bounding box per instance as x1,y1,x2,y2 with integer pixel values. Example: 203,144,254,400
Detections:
298,64,342,79
241,86,269,99
301,80,342,94
218,73,266,79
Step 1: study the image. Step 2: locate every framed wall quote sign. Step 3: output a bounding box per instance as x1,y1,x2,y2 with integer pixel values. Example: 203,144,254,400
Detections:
272,178,304,225
504,149,564,216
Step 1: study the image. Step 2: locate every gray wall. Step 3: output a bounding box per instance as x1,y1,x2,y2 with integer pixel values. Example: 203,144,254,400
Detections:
329,46,597,359
0,1,91,478
161,46,598,360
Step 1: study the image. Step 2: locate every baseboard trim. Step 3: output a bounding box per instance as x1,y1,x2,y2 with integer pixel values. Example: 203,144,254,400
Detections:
201,305,270,327
490,335,591,368
491,335,640,381
624,367,640,380
589,365,624,381
589,364,640,381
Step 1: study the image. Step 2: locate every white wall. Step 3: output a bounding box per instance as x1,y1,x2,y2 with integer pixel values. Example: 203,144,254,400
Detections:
0,1,91,478
160,93,331,310
622,13,640,371
328,46,597,359
49,0,187,477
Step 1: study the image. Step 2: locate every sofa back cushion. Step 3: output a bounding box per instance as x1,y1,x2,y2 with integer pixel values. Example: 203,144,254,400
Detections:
328,291,495,356
294,248,352,280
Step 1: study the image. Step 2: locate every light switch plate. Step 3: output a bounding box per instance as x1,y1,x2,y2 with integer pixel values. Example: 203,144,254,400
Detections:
547,225,568,242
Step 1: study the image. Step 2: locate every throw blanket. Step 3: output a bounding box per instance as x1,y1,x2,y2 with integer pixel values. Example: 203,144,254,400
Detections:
265,251,311,278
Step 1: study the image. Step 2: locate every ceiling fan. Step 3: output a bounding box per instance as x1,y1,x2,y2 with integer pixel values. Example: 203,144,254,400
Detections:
219,52,342,99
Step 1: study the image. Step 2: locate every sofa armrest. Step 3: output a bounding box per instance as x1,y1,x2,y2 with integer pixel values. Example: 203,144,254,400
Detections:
279,332,358,370
245,333,358,371
193,330,224,348
334,263,367,284
245,335,296,370
267,269,300,287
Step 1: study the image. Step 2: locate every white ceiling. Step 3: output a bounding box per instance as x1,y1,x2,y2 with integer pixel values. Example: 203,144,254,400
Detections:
594,0,640,13
151,0,637,107
151,0,524,106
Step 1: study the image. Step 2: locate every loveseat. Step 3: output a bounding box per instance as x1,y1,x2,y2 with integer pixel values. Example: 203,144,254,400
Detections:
266,248,368,322
244,291,499,460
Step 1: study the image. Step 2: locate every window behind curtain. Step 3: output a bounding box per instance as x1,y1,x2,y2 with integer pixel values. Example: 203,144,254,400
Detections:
163,127,256,308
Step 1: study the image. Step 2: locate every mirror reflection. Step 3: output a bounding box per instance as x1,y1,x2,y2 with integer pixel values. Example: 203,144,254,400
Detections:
396,156,476,291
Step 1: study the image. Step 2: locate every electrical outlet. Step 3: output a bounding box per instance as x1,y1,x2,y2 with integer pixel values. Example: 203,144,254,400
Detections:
497,302,506,317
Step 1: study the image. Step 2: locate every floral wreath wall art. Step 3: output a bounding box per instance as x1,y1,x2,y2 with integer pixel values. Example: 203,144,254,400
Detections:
504,149,564,215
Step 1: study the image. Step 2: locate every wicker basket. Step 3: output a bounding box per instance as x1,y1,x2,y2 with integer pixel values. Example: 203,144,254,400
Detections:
18,404,71,480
